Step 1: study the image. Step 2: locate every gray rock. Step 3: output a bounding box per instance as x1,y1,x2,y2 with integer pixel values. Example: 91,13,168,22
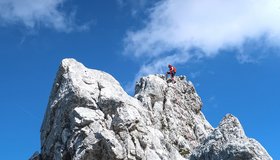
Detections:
30,58,272,160
29,151,41,160
134,74,213,158
190,114,272,160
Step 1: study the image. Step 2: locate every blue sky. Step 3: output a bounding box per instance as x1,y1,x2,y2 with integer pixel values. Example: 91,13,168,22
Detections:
0,0,279,159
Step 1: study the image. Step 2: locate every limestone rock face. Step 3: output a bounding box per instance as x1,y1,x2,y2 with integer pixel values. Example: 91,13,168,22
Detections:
31,58,272,160
190,114,272,160
134,74,213,157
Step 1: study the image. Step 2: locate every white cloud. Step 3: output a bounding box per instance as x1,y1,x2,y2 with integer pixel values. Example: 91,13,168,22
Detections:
124,0,280,82
0,0,87,32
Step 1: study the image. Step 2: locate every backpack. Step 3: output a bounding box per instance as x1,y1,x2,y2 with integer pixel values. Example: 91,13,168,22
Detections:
172,66,176,72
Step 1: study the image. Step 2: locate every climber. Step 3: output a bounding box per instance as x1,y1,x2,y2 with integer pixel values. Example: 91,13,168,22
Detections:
166,64,176,83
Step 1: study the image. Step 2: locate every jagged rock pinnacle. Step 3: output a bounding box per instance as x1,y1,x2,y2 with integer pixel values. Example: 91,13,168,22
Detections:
190,114,271,160
30,58,272,160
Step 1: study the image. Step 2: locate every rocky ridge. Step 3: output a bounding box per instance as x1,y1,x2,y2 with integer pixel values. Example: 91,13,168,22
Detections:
30,59,272,160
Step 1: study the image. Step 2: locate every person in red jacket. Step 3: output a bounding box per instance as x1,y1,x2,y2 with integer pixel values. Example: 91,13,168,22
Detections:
166,64,176,83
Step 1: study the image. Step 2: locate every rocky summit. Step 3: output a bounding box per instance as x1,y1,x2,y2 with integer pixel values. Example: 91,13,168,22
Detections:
30,58,272,160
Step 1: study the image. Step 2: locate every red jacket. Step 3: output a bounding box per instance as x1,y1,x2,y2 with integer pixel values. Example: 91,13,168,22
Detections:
169,66,176,73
